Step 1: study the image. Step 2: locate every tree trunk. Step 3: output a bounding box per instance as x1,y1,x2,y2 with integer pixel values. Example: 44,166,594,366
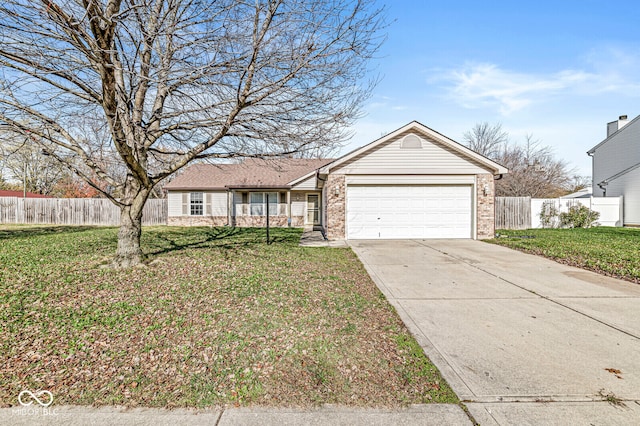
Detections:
113,192,149,268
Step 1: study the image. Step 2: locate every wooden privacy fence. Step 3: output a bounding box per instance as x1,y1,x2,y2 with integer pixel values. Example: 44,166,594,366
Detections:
0,197,167,226
495,197,531,230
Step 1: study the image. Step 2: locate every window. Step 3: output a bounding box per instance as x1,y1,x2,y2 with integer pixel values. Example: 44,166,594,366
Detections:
250,192,277,216
190,192,204,216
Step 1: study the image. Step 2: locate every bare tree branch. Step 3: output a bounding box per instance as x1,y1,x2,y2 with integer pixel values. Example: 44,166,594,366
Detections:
0,0,385,267
463,122,508,159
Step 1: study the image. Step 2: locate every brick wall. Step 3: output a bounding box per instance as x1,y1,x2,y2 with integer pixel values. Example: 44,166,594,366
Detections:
476,174,495,239
325,174,346,239
168,216,228,226
235,215,290,227
169,215,304,228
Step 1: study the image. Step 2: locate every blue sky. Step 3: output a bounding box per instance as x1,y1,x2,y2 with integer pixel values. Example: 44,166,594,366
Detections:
344,0,640,175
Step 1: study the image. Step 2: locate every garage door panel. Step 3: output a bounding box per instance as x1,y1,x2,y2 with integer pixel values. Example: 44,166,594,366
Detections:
347,185,472,239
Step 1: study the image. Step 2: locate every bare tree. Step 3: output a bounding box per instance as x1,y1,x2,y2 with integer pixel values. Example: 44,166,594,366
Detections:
463,122,509,159
464,123,577,198
565,174,591,194
0,0,385,267
0,132,67,195
495,134,574,198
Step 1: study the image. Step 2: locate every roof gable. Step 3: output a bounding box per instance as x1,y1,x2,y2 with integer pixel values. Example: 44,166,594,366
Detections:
320,121,508,175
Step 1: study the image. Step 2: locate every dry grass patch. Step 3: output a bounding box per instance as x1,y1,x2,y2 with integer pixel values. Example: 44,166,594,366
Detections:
0,225,457,408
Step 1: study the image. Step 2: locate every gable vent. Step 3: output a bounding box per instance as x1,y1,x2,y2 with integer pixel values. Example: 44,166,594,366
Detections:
400,134,423,149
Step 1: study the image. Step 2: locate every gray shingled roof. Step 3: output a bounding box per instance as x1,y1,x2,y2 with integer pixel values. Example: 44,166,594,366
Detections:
164,158,333,190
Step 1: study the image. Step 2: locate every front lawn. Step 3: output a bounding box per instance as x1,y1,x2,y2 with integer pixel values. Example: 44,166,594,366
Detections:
0,225,457,408
489,227,640,283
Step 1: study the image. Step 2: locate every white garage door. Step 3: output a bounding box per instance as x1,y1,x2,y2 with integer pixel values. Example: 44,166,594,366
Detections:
346,185,472,239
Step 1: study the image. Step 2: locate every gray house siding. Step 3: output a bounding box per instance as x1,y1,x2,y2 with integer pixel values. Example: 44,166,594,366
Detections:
589,115,640,226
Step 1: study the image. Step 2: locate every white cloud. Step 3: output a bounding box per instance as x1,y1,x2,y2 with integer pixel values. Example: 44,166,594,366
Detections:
442,63,592,115
438,51,640,115
367,95,408,112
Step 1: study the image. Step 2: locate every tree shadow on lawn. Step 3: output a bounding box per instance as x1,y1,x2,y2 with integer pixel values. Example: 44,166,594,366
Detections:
144,226,302,258
0,225,100,241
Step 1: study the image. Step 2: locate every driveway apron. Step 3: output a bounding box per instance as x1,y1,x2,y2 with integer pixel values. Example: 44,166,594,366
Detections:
350,239,640,425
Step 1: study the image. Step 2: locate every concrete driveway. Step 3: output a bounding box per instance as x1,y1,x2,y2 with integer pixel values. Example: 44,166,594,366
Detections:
350,239,640,425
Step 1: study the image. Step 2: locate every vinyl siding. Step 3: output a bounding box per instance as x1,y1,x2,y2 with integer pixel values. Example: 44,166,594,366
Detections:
604,166,640,225
209,192,228,216
168,191,183,217
167,191,227,217
334,130,491,175
592,118,640,191
291,174,318,190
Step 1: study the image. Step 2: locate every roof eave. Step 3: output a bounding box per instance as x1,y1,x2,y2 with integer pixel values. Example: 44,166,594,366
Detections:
165,187,228,191
225,185,292,190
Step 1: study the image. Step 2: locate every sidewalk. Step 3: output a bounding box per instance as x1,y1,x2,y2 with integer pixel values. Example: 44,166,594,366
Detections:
0,404,472,426
298,228,348,247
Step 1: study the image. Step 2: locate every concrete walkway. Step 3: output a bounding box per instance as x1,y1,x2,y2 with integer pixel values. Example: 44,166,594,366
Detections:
350,239,640,425
0,404,471,425
299,229,348,247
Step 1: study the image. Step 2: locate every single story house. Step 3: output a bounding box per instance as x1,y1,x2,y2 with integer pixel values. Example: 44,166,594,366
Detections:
165,121,508,239
559,187,592,199
588,114,640,226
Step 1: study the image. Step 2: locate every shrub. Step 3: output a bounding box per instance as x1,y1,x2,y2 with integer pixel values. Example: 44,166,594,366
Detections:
559,205,600,228
539,201,559,228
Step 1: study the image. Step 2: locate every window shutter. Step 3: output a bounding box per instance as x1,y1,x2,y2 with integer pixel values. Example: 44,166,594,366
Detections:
206,193,212,215
182,193,188,215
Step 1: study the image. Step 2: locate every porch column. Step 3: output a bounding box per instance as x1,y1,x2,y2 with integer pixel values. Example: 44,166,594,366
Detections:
227,190,233,227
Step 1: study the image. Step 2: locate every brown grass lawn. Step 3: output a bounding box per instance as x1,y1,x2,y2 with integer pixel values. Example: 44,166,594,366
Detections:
0,225,457,408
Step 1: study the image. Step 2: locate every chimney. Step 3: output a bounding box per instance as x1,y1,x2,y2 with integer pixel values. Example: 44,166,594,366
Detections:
607,115,629,137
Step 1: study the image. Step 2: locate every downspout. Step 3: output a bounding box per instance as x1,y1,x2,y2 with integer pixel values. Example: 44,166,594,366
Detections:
597,182,607,197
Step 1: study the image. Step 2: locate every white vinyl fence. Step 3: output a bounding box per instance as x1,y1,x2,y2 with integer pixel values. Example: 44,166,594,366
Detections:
0,197,167,226
496,196,623,229
530,196,623,228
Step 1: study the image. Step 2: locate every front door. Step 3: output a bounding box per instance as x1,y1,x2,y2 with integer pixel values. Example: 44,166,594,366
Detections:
306,194,320,225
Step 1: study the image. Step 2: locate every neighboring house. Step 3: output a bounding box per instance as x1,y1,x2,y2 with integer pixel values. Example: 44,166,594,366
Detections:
588,114,640,226
165,121,508,239
560,187,592,199
0,190,52,198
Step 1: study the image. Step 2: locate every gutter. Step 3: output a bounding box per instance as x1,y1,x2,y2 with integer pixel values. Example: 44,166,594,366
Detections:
225,185,291,190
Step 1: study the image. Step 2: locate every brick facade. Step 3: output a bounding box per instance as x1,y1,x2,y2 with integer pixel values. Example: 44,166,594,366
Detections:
168,216,228,226
169,215,304,228
325,174,346,239
234,215,293,227
476,173,495,239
